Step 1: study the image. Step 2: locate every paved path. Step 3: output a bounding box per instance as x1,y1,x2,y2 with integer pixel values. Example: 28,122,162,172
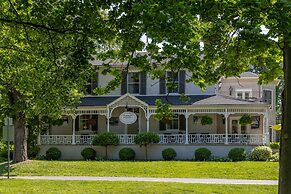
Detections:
0,176,278,185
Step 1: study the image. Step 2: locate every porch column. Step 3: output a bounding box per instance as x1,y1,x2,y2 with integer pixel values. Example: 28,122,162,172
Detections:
185,114,189,144
107,116,110,132
146,115,150,132
224,113,229,145
37,133,41,145
72,115,76,145
263,112,269,145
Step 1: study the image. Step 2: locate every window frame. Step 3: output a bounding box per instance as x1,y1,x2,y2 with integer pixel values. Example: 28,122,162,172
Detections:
127,72,141,94
263,89,273,110
165,115,179,131
166,71,179,94
235,89,252,100
79,115,97,131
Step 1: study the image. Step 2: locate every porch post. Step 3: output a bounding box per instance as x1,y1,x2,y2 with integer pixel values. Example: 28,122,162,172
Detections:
72,115,76,145
224,113,229,145
263,112,269,145
107,116,110,132
146,115,150,132
185,114,189,144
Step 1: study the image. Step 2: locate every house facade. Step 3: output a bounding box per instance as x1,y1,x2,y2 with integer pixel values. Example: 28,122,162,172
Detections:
39,65,279,160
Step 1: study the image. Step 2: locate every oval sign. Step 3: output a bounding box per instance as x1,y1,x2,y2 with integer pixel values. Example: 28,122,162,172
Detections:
119,112,137,125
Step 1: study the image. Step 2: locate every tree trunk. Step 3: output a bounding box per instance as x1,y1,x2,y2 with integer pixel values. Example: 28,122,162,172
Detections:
279,40,291,194
13,112,28,163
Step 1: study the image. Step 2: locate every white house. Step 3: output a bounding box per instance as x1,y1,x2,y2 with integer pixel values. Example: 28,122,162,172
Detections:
38,62,279,160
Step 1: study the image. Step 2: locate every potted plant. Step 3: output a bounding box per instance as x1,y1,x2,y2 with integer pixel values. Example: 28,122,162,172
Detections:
201,116,213,125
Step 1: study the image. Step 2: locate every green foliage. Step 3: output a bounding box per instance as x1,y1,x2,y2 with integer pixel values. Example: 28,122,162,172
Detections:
92,132,119,159
201,116,213,125
92,133,119,147
270,153,279,162
81,148,96,161
162,148,177,161
250,146,272,161
228,148,246,161
134,132,160,147
270,142,280,150
0,139,13,159
154,99,175,121
195,148,212,161
45,147,61,160
239,114,252,125
119,148,136,161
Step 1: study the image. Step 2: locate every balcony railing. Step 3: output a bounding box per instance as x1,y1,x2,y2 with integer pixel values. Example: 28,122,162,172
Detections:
40,134,264,145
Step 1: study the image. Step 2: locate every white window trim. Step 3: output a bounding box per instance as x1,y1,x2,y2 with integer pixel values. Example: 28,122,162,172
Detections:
235,89,252,99
263,89,274,110
166,71,179,94
127,72,141,94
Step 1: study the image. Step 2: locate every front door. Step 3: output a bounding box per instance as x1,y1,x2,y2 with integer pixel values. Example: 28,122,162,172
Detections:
127,108,139,134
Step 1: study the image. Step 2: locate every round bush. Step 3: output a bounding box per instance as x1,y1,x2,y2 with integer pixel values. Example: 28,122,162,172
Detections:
81,147,96,160
250,146,272,161
162,148,177,161
119,148,135,161
195,148,211,161
46,147,61,160
228,148,246,161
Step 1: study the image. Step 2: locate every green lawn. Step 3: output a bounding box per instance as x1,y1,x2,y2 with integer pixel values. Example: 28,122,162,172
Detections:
0,179,277,194
0,160,279,180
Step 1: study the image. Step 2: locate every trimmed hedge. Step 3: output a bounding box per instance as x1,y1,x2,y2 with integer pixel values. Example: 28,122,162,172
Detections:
81,147,96,160
162,148,177,161
250,146,272,161
228,148,246,161
194,148,211,161
119,148,135,160
46,147,61,160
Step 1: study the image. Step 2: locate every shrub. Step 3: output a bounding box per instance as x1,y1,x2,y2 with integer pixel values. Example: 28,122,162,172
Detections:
162,148,177,161
28,145,40,159
270,142,280,150
269,153,279,162
81,147,96,160
228,148,246,161
92,132,119,159
45,147,61,160
0,140,13,159
250,146,272,161
195,148,211,161
134,132,160,160
119,148,135,160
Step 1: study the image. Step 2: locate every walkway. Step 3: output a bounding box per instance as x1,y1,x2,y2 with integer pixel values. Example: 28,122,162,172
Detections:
0,176,278,185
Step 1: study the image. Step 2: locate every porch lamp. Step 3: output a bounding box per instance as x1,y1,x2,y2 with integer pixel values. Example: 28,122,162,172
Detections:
229,86,233,96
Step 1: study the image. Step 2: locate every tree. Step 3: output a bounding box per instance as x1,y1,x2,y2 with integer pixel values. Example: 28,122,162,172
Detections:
134,132,160,161
92,132,119,160
0,0,111,162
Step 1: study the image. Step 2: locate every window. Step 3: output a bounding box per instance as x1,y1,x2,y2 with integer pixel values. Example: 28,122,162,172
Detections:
127,72,140,94
235,89,252,99
79,115,98,131
263,90,273,109
166,71,179,93
166,115,179,130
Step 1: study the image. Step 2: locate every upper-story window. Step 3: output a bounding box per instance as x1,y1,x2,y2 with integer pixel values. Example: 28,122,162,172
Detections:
166,71,179,93
263,90,273,109
127,72,140,94
235,89,252,99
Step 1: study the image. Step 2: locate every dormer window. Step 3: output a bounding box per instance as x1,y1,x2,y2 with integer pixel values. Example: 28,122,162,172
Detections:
166,71,179,93
127,72,140,94
235,89,252,99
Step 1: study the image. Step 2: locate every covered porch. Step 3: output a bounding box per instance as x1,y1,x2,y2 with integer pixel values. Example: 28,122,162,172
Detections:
39,94,270,146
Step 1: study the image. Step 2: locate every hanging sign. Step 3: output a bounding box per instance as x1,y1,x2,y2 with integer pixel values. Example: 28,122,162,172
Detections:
119,112,137,125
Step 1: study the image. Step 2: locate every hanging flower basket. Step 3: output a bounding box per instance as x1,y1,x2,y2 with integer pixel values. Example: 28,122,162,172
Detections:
239,114,252,125
201,116,213,125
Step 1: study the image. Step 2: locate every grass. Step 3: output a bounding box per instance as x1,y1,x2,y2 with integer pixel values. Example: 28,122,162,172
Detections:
0,160,279,180
0,179,277,194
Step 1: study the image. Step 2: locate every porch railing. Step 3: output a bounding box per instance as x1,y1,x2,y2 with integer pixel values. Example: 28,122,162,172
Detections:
40,134,264,145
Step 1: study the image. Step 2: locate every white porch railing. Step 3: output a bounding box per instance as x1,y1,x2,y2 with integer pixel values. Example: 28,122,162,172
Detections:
117,134,136,144
40,134,264,145
40,135,72,145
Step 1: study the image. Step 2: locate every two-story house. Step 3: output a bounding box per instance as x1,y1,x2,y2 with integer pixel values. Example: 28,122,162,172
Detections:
38,62,279,160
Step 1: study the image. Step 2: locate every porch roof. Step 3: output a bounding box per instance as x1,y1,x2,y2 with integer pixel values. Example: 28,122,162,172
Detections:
78,95,215,106
193,95,268,105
